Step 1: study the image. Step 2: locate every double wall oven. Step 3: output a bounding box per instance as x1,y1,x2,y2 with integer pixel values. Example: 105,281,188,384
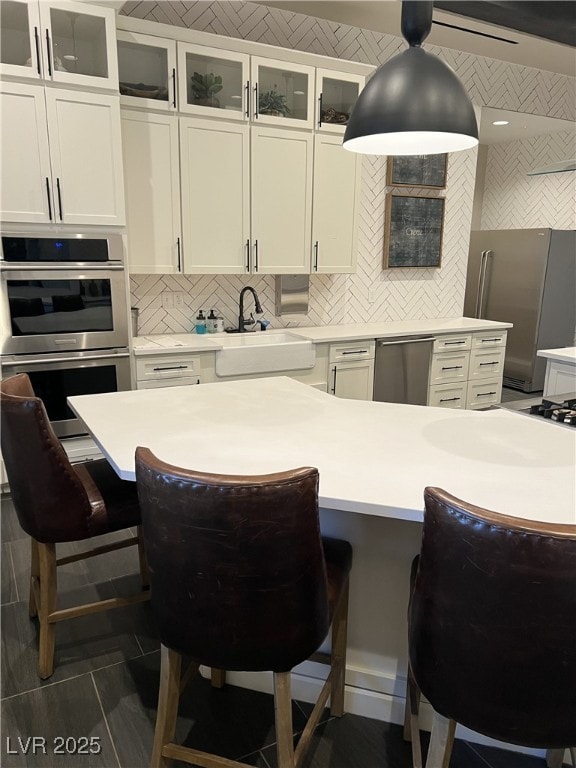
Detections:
1,233,131,438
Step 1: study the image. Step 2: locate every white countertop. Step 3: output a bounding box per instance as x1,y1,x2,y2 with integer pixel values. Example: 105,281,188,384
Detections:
69,377,575,527
132,317,512,356
537,347,576,364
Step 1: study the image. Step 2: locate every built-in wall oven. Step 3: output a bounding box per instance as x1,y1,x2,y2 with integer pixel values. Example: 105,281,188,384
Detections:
1,233,131,438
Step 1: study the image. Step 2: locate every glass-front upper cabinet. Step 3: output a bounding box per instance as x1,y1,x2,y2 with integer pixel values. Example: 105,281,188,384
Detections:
118,31,177,110
0,0,42,79
251,57,314,130
315,69,364,134
177,42,249,120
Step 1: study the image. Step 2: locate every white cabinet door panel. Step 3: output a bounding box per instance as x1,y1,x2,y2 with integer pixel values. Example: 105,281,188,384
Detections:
330,360,374,401
121,110,180,273
180,117,250,274
0,82,52,223
313,134,360,273
45,89,125,225
251,126,312,274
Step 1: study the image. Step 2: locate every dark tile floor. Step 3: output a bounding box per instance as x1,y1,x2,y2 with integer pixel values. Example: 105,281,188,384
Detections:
1,494,554,768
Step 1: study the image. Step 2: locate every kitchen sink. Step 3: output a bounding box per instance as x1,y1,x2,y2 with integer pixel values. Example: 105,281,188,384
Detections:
215,332,315,376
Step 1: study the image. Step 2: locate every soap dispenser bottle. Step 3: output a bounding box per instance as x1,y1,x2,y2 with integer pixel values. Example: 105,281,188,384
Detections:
195,310,207,334
206,309,218,333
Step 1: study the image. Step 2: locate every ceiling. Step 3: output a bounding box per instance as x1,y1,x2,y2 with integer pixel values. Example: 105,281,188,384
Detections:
253,1,576,76
479,107,576,144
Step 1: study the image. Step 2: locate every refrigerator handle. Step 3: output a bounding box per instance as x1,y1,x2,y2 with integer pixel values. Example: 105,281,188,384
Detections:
475,251,486,318
478,250,493,318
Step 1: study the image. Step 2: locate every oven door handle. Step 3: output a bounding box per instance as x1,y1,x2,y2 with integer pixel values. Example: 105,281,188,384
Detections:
2,352,130,367
0,263,125,271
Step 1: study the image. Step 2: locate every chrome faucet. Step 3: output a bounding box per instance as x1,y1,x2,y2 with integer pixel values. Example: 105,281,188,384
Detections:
238,286,263,332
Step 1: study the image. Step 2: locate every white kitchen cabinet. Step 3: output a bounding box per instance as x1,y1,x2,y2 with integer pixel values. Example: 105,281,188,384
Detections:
251,56,315,129
0,0,118,90
428,382,467,409
251,126,313,274
429,350,470,386
466,379,502,410
315,68,363,134
468,346,505,381
329,341,375,401
117,30,177,111
0,82,125,226
121,109,181,273
543,360,576,397
180,117,250,274
312,134,360,273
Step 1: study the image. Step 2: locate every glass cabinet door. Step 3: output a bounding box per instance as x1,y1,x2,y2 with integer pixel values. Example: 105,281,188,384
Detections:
39,1,118,90
177,42,249,120
0,0,42,79
315,69,364,134
251,57,314,130
118,31,177,111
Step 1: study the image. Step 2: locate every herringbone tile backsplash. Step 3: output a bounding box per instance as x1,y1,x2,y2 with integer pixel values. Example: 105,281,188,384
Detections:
124,1,576,335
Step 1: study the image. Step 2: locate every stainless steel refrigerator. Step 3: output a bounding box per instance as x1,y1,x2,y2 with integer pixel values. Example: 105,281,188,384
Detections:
464,229,576,392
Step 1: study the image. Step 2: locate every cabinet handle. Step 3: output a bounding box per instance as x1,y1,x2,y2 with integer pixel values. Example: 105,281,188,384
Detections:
152,365,188,372
314,241,319,271
172,68,176,108
331,365,337,394
479,361,499,366
254,83,259,119
341,350,368,355
444,340,466,345
176,237,181,272
245,81,250,119
318,94,323,128
254,239,259,272
480,337,502,343
45,29,52,76
34,27,41,75
441,365,463,370
45,178,53,221
476,391,497,397
440,397,461,402
245,239,250,272
56,177,63,220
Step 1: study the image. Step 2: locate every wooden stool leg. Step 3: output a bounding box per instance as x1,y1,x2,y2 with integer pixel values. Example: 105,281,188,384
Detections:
37,542,57,679
150,645,182,768
425,712,454,768
137,526,150,589
210,668,226,688
29,538,40,618
330,580,350,717
405,666,423,768
274,671,295,768
546,749,565,768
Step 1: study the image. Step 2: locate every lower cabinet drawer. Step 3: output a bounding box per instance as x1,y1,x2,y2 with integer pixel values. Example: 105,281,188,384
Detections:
429,351,470,384
329,340,375,363
428,382,467,409
136,355,201,381
137,375,202,389
469,347,505,380
466,379,502,409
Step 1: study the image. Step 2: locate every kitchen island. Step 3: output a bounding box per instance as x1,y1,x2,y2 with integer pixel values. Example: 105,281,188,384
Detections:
537,346,576,396
69,377,575,756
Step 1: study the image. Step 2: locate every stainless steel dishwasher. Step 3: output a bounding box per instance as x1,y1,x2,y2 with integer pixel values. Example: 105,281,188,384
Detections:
373,336,434,405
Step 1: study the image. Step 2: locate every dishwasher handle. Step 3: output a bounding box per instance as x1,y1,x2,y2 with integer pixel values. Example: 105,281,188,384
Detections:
377,336,435,347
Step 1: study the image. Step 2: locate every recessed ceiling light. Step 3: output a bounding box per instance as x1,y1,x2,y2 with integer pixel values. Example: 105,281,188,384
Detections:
294,90,305,95
492,120,509,126
230,95,242,100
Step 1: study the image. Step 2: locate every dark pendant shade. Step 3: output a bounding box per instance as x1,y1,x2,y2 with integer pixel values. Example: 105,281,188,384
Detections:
343,2,478,155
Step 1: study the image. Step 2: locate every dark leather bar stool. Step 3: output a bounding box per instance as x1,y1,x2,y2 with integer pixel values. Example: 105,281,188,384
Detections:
0,374,150,679
404,486,576,768
135,447,353,768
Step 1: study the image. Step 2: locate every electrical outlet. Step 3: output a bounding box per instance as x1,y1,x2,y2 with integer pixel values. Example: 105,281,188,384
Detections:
162,291,173,309
174,291,184,308
368,287,377,303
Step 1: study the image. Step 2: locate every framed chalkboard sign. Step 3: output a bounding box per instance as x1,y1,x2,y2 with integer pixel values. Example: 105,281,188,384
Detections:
387,154,447,188
384,194,445,269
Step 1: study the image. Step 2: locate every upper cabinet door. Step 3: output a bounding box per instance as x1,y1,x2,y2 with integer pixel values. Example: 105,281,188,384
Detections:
177,42,249,120
315,69,364,134
0,0,43,80
45,89,125,226
251,57,315,130
39,1,118,90
117,31,177,111
0,82,52,223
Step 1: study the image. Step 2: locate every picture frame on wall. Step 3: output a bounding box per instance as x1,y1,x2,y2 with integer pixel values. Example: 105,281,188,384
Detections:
384,194,445,269
386,154,448,188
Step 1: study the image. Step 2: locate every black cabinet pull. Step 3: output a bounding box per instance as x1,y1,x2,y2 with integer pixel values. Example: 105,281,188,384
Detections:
245,239,250,272
476,391,496,397
45,178,53,221
253,83,259,119
172,68,176,108
331,365,337,394
34,27,41,75
56,177,63,220
254,239,259,272
314,240,319,271
245,81,250,119
318,94,323,128
341,350,368,355
176,237,181,272
441,365,463,371
479,361,499,366
45,29,52,76
481,337,502,343
444,340,466,345
440,397,461,403
153,365,188,372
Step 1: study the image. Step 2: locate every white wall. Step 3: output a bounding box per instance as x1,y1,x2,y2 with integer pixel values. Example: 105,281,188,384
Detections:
122,1,576,335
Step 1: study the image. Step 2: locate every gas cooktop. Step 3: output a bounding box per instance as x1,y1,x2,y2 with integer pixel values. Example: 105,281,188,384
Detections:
497,393,576,428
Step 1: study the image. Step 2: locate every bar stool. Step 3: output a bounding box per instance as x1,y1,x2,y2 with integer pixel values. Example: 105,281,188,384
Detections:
0,374,150,679
404,486,576,768
135,447,353,768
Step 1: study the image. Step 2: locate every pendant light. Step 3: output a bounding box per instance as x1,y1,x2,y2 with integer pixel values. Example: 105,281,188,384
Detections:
343,0,478,155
